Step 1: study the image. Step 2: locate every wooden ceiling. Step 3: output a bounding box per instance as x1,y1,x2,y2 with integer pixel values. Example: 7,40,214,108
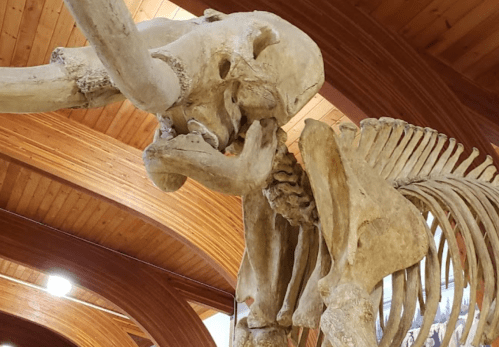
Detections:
1,0,499,345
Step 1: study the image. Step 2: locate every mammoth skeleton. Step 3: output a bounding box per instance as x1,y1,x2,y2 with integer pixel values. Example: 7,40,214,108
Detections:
2,0,499,346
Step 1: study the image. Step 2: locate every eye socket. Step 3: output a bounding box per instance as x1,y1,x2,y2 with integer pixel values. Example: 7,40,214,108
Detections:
253,26,279,59
219,59,231,79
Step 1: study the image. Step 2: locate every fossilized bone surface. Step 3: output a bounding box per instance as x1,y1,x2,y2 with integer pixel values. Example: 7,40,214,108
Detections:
4,1,499,346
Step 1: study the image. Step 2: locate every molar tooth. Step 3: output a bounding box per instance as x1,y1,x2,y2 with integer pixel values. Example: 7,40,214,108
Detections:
157,115,177,140
187,119,220,149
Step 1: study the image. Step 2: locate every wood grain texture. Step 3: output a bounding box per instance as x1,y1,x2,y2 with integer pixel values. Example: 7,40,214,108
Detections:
0,112,244,285
175,0,497,164
0,276,137,347
0,156,233,293
0,311,78,347
0,208,217,347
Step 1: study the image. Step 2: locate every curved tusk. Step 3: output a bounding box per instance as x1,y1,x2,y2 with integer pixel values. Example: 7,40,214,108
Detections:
0,64,86,113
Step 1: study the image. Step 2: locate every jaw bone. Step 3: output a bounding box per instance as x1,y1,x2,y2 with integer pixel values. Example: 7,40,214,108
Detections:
143,119,278,195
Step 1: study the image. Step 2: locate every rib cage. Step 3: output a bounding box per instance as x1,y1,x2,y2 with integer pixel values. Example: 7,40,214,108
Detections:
347,117,499,347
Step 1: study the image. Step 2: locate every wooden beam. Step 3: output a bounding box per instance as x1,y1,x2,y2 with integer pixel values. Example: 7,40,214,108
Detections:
0,112,244,286
175,0,498,163
422,54,499,146
0,208,217,347
0,311,78,347
0,276,137,347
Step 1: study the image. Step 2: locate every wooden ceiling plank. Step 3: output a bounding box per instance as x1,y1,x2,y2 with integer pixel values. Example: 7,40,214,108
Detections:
422,54,499,144
24,175,52,219
0,0,27,67
42,4,75,63
135,229,172,260
13,263,27,280
105,99,138,138
409,0,482,51
285,99,335,146
107,215,147,252
0,208,229,345
5,167,30,212
156,0,180,18
81,107,106,129
129,114,158,149
118,108,150,144
65,21,87,48
0,158,10,192
14,170,43,216
476,62,499,95
50,190,82,229
134,0,164,22
452,28,499,72
0,276,138,347
371,0,407,22
319,109,347,128
10,0,46,67
26,0,63,67
68,109,89,123
94,101,126,133
130,0,146,19
427,0,499,55
42,184,72,225
281,94,323,132
59,192,92,231
398,0,458,41
464,44,499,80
33,180,63,221
19,264,33,282
0,0,8,38
0,310,78,347
5,262,18,278
1,98,241,285
90,205,126,243
70,198,105,235
172,7,196,20
345,0,382,15
373,0,433,32
139,124,157,149
80,200,112,233
438,9,499,66
97,210,129,245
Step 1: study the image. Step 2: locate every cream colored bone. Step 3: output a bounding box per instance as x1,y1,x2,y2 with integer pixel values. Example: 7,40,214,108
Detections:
299,119,429,347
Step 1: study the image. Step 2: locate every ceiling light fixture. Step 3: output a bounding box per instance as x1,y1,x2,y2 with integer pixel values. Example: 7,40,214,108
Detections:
46,275,72,297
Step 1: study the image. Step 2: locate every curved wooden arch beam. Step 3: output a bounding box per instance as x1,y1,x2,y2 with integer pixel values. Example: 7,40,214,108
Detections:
0,209,217,347
177,0,497,162
0,112,244,285
0,311,78,347
0,276,137,347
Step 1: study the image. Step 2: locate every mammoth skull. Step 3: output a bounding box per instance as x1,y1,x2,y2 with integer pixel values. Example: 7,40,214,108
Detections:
143,10,325,195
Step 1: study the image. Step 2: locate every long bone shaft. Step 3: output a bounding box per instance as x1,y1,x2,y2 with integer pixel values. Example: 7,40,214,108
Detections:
0,16,201,113
63,0,181,114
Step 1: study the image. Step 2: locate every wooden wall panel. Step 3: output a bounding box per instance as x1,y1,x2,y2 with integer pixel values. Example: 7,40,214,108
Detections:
0,208,219,347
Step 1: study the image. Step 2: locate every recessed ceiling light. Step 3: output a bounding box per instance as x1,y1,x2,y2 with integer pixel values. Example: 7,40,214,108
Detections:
47,275,72,297
1,344,15,347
